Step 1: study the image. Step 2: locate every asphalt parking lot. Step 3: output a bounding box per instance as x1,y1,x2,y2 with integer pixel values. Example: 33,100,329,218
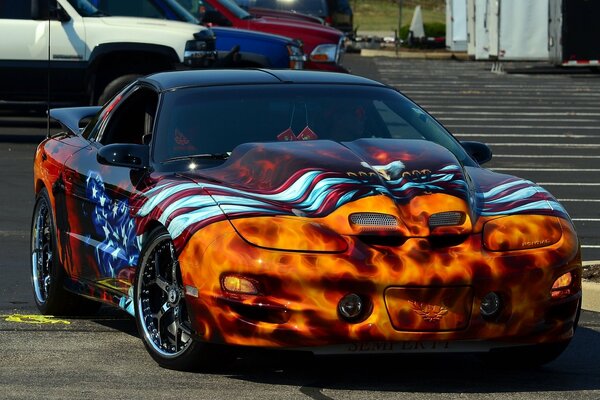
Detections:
1,54,600,399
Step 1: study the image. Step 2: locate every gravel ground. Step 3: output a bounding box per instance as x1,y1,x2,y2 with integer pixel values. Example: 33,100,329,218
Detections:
583,264,600,283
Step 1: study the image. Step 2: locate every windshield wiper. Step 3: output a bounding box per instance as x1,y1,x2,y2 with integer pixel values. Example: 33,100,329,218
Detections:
164,153,231,163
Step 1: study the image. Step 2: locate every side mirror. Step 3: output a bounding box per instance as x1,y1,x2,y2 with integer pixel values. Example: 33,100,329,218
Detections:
461,141,492,165
97,144,149,170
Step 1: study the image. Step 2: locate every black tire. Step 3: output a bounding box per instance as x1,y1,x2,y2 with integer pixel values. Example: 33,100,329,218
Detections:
97,74,141,105
134,228,233,371
31,188,100,316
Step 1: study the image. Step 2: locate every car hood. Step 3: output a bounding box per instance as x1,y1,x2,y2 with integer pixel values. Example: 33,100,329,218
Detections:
211,26,293,45
250,16,343,43
180,139,475,239
96,16,205,33
138,139,568,248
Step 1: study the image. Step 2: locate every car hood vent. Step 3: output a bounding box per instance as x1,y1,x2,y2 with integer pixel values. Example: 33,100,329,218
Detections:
349,212,400,232
429,211,466,228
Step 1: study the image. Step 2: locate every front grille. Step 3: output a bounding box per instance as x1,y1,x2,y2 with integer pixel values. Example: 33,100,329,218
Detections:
349,213,399,232
429,211,466,227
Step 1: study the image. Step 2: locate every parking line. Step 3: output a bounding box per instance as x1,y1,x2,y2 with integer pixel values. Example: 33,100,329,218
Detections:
440,118,599,122
430,111,600,116
455,134,595,138
558,199,600,202
491,168,600,172
445,125,600,130
573,219,600,222
493,155,600,159
537,183,600,186
486,143,600,148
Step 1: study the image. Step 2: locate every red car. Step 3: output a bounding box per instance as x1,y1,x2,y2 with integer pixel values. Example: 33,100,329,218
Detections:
192,0,347,72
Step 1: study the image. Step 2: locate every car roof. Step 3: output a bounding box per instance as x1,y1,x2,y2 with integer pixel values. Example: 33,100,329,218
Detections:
140,69,387,91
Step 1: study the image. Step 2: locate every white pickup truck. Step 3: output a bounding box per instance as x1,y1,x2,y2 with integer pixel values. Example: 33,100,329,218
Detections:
0,0,217,107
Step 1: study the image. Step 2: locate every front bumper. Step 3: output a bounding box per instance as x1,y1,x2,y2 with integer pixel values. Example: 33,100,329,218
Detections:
179,215,581,352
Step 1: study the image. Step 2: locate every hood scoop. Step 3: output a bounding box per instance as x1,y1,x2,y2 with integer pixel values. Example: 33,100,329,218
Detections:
349,212,401,233
429,211,467,228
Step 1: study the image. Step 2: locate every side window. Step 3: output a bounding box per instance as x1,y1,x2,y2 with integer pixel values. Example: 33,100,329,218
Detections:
98,87,159,145
0,0,32,19
96,0,165,19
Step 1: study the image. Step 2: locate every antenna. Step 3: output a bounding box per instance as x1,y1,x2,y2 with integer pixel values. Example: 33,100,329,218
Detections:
47,0,51,138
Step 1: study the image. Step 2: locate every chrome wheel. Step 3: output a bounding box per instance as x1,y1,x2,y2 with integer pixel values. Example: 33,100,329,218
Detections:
136,233,193,358
31,198,52,304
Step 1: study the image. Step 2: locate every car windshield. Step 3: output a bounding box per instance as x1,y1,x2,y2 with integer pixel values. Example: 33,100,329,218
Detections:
214,0,251,19
239,0,327,17
153,84,474,166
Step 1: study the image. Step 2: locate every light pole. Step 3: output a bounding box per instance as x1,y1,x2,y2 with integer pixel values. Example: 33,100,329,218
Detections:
396,0,403,54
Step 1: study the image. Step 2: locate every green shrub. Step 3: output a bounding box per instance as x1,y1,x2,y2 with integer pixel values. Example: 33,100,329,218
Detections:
398,22,445,40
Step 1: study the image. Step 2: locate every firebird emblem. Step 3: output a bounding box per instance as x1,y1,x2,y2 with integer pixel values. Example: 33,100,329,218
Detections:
409,301,449,323
360,160,406,181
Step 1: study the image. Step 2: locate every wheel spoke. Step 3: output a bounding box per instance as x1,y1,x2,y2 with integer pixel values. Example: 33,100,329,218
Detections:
154,276,170,293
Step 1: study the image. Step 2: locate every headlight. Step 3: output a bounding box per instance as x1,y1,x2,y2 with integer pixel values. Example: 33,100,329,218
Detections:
287,42,306,70
231,216,348,252
483,215,563,251
184,29,217,67
309,43,339,63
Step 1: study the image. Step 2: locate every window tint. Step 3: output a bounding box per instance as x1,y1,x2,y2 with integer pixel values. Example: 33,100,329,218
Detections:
94,0,167,19
153,84,473,166
0,0,32,19
247,0,327,16
97,87,159,145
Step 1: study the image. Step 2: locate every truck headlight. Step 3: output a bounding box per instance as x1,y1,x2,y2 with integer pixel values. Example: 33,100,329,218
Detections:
309,43,339,63
483,215,563,251
287,42,306,70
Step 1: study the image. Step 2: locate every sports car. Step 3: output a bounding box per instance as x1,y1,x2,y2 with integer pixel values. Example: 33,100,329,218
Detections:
31,69,581,371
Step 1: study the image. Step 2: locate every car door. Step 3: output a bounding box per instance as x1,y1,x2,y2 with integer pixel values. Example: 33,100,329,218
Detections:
0,0,86,103
62,84,159,294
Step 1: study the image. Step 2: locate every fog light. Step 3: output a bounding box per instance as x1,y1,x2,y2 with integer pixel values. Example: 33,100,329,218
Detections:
480,292,502,318
338,293,363,320
221,275,259,295
551,272,573,299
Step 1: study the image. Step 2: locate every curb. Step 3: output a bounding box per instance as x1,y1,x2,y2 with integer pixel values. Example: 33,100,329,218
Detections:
583,281,600,312
582,261,600,312
360,48,470,60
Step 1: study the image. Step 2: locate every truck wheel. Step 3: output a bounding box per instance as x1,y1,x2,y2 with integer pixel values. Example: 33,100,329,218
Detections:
97,74,142,105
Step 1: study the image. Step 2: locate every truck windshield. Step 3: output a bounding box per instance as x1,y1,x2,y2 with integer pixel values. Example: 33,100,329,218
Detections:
215,0,252,19
65,0,106,16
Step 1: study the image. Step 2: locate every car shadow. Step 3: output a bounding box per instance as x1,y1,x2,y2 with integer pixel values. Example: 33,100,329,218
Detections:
87,306,139,338
90,308,600,393
224,327,600,394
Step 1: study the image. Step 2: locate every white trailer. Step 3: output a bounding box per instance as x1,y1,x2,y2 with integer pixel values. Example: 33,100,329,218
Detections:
446,0,468,52
469,0,549,61
498,0,549,60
